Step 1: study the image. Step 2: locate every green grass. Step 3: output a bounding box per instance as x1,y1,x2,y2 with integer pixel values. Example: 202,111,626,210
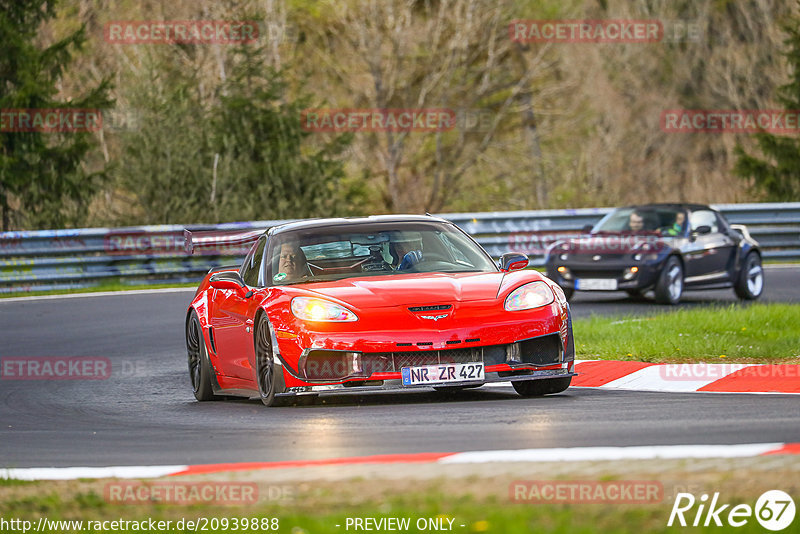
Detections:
0,279,197,299
0,484,779,533
574,303,800,363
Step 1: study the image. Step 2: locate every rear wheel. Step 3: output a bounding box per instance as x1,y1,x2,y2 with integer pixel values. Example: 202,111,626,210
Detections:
512,377,572,397
255,314,281,406
186,311,220,401
654,257,683,305
734,252,764,300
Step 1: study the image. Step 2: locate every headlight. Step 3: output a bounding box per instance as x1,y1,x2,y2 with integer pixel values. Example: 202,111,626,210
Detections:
291,297,358,322
504,281,555,311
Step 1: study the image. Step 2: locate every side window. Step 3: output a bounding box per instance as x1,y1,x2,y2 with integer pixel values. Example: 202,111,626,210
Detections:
242,237,266,286
689,210,720,233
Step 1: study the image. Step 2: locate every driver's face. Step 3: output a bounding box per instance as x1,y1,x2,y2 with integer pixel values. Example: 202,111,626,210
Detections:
279,243,302,276
629,213,644,231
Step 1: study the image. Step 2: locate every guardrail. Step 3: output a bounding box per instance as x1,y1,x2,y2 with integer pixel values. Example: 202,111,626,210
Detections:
1,203,799,293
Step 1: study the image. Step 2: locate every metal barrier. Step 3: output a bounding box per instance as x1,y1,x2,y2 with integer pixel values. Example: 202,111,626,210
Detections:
1,203,799,293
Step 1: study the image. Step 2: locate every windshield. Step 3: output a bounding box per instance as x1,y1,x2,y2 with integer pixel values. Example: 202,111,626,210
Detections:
267,221,497,285
593,206,688,236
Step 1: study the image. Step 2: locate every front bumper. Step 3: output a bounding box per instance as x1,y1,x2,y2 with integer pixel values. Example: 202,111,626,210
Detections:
270,299,572,388
278,366,576,396
547,259,663,291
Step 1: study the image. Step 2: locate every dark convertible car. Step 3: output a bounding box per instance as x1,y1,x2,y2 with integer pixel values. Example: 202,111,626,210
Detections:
545,204,764,304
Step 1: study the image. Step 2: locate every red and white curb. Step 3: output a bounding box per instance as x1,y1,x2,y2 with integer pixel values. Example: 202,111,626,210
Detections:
570,360,800,394
2,443,799,481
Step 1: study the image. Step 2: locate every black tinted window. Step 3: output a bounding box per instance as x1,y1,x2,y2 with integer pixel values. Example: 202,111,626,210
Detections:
242,236,266,286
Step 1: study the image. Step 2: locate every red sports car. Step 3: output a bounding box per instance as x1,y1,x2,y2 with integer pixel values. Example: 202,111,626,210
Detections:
185,215,575,406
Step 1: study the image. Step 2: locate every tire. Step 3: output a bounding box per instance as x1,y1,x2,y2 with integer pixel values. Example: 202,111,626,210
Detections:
512,376,572,397
186,311,220,401
734,252,764,300
255,313,281,407
654,256,683,305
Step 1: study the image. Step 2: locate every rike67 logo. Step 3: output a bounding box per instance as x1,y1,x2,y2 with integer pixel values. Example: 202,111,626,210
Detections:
668,490,795,531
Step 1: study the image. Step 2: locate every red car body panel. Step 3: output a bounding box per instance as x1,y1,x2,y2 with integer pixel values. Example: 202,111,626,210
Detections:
189,268,573,394
185,215,575,400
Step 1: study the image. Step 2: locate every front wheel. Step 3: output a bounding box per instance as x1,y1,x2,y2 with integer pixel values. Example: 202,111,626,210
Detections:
255,314,282,406
512,377,572,397
654,257,683,305
734,252,764,300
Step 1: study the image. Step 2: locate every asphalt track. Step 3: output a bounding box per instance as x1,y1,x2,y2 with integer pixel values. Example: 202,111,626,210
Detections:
0,266,798,468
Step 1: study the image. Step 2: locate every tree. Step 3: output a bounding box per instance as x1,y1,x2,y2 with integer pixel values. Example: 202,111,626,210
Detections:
210,47,360,222
297,0,557,213
114,59,215,225
115,45,359,225
734,16,800,201
0,0,112,231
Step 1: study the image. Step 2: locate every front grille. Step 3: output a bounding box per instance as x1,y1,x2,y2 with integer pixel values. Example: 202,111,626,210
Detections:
570,269,625,279
389,347,480,370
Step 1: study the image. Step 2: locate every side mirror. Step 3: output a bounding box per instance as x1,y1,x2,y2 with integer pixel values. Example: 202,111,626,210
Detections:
209,271,250,297
499,252,529,272
694,225,712,236
581,224,594,234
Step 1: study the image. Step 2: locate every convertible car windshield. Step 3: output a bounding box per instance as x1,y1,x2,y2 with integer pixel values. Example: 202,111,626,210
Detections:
593,206,688,236
267,221,497,285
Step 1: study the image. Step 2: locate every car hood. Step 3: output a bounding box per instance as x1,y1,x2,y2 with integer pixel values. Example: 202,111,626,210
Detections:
296,271,539,309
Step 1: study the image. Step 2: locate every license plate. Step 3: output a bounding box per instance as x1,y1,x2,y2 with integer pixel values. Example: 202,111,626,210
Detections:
401,362,485,386
576,278,618,290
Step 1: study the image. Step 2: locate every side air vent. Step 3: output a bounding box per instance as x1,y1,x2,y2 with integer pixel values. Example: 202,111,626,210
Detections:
208,327,217,353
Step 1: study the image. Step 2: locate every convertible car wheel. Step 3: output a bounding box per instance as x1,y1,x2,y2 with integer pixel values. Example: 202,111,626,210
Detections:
735,252,764,300
654,256,683,305
255,314,279,406
512,376,572,397
186,311,219,401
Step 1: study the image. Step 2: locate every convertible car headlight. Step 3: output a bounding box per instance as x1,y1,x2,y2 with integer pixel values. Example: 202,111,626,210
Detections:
291,297,358,322
504,281,555,311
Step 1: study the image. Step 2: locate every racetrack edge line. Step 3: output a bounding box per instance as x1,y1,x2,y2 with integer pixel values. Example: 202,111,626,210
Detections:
2,443,798,481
